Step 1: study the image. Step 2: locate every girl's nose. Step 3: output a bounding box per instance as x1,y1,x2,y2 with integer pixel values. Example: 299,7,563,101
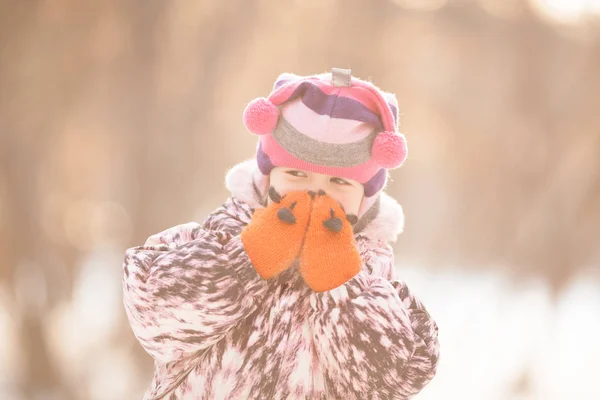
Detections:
303,174,330,196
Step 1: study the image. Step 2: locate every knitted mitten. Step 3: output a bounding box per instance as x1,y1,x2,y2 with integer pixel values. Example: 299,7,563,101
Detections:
299,190,362,292
241,188,315,279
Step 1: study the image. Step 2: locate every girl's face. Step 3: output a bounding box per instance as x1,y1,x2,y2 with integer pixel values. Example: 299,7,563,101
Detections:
268,167,364,215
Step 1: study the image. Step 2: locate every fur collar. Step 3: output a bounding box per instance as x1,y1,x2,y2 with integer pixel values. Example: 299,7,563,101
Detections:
224,159,405,244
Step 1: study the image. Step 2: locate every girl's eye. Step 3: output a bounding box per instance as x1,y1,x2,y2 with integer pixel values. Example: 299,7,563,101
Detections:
331,177,351,186
286,170,307,178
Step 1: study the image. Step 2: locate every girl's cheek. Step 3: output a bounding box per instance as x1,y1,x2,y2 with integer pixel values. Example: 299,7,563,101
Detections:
334,191,362,215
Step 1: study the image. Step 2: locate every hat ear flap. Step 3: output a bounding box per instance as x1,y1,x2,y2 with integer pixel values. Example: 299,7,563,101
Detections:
243,97,280,135
372,131,407,169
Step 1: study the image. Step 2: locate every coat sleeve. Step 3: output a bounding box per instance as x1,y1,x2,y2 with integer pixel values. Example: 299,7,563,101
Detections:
122,218,267,364
309,239,440,399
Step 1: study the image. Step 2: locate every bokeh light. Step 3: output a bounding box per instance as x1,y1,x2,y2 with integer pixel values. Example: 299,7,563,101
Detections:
530,0,600,24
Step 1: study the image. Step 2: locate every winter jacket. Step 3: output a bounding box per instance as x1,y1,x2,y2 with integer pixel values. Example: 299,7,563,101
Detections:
122,159,440,399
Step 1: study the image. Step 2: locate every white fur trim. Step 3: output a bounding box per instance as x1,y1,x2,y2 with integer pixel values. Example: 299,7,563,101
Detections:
224,159,263,208
360,191,405,243
225,158,405,243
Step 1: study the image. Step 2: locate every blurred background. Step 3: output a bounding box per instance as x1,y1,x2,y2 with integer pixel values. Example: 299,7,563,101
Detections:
1,0,599,399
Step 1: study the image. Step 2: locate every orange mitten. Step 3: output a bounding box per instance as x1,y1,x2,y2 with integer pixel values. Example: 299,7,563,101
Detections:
241,188,315,279
299,190,362,292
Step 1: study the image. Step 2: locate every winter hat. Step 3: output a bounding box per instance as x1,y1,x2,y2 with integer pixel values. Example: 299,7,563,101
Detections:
243,68,407,221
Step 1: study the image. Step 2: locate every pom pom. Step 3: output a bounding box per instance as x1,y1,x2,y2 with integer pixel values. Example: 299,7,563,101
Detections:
243,97,280,135
372,131,407,168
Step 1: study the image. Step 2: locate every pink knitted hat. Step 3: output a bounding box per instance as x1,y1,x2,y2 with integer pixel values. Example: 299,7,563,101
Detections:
243,68,407,221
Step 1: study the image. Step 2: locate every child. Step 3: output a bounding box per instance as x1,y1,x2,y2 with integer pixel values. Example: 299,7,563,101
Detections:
122,68,440,399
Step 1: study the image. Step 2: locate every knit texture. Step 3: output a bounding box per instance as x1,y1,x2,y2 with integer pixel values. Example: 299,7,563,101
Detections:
242,188,363,292
244,68,408,220
299,190,362,292
241,190,314,280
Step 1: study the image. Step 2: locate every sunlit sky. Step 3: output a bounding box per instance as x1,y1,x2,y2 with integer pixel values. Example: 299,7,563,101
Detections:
531,0,600,23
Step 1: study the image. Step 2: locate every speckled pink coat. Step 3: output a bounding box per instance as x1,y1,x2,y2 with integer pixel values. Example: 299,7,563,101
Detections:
122,159,440,400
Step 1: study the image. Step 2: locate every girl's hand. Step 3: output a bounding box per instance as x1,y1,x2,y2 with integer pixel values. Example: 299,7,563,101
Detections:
241,189,315,279
298,190,362,292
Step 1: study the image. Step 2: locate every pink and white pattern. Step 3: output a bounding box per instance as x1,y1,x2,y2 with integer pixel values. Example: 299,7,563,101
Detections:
122,162,439,399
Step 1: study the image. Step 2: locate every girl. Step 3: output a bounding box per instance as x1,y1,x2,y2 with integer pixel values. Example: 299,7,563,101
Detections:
122,68,440,399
